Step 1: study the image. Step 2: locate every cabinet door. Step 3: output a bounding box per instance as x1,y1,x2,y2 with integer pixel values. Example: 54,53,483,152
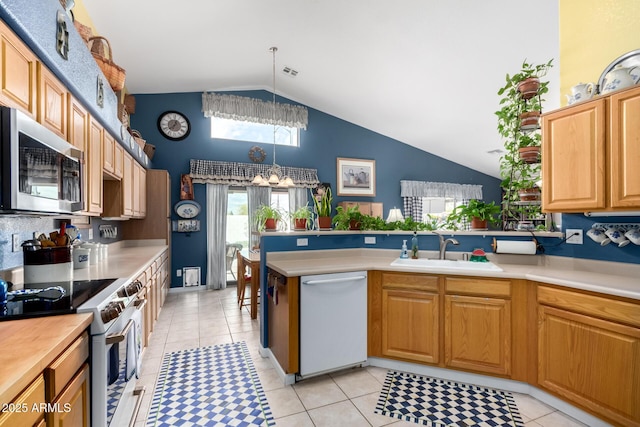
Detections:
538,305,640,426
541,98,606,212
0,20,37,117
122,152,133,217
609,86,640,208
132,162,141,217
444,295,511,375
47,364,90,427
113,142,124,179
67,95,88,152
37,63,67,139
139,165,147,218
382,288,439,363
370,202,383,218
103,131,115,175
86,118,103,215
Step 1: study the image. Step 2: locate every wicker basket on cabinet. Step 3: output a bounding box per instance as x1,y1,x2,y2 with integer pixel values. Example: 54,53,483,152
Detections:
87,36,126,91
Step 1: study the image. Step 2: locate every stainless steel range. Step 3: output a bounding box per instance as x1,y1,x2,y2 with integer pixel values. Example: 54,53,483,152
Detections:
1,277,146,427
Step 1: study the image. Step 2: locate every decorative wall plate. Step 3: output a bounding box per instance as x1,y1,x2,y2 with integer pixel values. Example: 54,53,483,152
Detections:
174,200,201,218
248,145,266,163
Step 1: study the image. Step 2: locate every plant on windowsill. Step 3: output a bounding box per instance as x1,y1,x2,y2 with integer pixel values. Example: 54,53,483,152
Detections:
312,185,333,229
496,58,552,230
254,204,283,232
446,199,501,230
291,204,313,230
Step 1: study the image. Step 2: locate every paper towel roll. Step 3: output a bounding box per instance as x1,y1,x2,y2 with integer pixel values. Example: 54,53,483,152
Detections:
493,240,537,255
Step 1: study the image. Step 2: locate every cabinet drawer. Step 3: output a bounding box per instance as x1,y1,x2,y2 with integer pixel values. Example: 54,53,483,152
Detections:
538,285,640,328
0,374,45,427
445,277,511,297
381,272,438,292
44,332,89,401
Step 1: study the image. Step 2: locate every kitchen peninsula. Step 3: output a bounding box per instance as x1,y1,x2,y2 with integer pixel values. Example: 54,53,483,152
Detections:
259,232,640,427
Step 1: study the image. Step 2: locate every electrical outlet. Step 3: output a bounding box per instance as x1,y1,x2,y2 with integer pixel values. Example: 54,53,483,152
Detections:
566,228,583,244
176,269,182,277
296,238,308,247
12,234,20,252
88,228,94,240
364,236,376,244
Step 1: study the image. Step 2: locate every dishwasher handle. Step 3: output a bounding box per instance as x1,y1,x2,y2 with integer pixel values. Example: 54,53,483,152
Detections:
302,275,367,285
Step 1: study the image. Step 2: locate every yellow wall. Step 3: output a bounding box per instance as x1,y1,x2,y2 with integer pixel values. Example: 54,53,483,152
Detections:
70,0,97,34
560,0,639,105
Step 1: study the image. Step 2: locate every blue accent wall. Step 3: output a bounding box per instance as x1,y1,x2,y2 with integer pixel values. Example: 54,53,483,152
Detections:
130,90,503,286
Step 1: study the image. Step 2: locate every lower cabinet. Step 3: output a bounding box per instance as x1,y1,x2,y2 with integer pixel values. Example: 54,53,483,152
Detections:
537,285,640,426
0,375,45,427
380,273,440,364
444,277,512,376
47,364,89,427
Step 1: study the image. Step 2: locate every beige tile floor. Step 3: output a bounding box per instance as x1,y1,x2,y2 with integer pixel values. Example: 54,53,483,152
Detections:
134,287,588,427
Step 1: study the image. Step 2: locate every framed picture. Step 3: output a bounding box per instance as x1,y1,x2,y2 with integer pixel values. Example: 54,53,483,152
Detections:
172,219,200,232
336,158,376,196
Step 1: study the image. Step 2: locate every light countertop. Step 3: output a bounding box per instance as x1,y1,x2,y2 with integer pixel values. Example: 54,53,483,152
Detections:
266,249,640,300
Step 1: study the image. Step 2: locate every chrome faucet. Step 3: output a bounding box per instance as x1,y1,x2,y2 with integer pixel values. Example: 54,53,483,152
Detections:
437,234,459,260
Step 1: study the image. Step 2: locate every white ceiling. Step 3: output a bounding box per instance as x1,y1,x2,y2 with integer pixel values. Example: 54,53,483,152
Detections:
82,0,561,178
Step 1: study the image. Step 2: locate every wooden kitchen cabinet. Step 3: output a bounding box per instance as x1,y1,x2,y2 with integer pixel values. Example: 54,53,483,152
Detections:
537,285,640,426
132,162,147,218
0,375,45,427
0,19,37,117
113,142,124,179
47,364,90,427
37,63,67,140
103,130,116,177
102,151,134,218
67,94,88,152
444,277,512,376
380,272,440,364
267,269,300,374
85,117,103,216
542,85,640,212
338,201,383,218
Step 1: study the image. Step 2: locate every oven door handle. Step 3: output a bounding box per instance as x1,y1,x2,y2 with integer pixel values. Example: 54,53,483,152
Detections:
106,318,134,345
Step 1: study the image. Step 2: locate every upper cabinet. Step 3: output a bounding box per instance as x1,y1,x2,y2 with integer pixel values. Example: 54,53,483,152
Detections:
67,94,88,152
542,85,640,213
0,19,37,118
85,117,103,216
37,63,67,139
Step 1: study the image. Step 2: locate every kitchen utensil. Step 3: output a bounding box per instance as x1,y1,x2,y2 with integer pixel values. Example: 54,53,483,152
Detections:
587,227,610,245
567,82,596,104
600,65,640,95
605,227,629,247
598,49,640,93
7,286,66,302
624,228,640,245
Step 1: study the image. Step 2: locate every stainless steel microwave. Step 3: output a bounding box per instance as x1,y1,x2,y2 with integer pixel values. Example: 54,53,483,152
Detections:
0,107,83,214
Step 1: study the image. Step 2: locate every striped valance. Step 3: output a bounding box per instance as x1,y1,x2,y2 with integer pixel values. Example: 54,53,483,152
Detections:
190,159,319,188
202,93,308,130
400,180,483,199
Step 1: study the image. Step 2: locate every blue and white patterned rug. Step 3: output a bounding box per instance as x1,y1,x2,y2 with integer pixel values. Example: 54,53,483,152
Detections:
146,342,274,427
375,371,524,427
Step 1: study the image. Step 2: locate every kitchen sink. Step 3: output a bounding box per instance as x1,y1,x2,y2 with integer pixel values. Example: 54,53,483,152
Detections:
390,258,503,272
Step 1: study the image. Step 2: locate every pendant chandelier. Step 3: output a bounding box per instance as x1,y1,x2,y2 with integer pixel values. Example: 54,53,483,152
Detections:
252,47,294,187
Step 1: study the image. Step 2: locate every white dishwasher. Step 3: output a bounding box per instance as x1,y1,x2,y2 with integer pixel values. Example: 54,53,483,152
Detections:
299,271,367,378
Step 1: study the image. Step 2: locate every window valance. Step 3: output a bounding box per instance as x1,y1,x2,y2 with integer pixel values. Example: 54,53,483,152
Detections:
400,180,483,200
190,159,319,188
201,92,308,130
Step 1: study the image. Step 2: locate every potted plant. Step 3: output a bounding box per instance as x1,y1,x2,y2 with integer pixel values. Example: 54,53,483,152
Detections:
446,199,501,230
332,205,364,230
496,59,552,230
291,204,313,230
312,185,333,229
253,204,283,231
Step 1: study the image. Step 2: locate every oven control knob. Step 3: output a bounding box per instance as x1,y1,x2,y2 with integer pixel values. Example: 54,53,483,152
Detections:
117,288,127,298
100,305,118,323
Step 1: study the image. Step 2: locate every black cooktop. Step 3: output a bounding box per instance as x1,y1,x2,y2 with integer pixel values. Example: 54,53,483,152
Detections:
0,278,117,321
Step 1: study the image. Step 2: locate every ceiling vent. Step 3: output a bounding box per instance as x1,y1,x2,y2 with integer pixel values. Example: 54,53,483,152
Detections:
282,66,298,77
486,148,504,155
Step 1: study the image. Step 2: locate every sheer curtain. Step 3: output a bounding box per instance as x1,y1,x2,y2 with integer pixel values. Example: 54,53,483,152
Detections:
288,187,308,213
247,186,271,248
206,184,229,290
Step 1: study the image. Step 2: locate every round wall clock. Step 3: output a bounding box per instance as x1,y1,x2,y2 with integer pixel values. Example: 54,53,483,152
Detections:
174,200,201,218
157,110,191,141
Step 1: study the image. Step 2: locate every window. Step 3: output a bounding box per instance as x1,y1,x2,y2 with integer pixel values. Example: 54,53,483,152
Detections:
211,117,299,146
421,197,462,226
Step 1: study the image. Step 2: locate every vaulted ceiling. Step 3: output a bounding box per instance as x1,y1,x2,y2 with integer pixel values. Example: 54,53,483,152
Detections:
82,0,561,178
